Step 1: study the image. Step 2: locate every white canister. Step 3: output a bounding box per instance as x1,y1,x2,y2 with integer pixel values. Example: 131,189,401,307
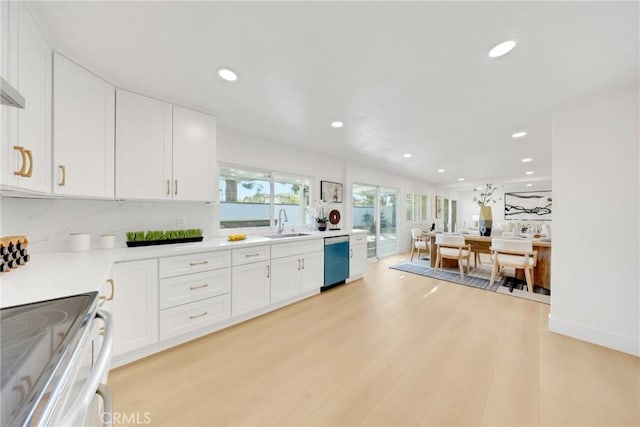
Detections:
69,233,90,252
99,234,115,249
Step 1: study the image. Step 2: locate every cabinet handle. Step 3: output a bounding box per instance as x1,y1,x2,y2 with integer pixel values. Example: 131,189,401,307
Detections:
13,146,27,176
189,283,209,290
302,258,305,270
189,311,207,320
297,259,300,270
189,260,208,266
166,179,171,195
350,249,353,258
245,253,261,258
24,149,33,177
98,295,107,307
106,279,115,301
58,165,66,187
266,265,270,278
99,327,106,336
174,180,178,195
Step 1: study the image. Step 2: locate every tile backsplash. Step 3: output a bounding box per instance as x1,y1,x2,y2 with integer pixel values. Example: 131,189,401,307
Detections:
1,197,216,253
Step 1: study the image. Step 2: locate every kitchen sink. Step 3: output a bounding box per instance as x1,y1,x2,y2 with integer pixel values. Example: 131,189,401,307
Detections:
265,233,311,239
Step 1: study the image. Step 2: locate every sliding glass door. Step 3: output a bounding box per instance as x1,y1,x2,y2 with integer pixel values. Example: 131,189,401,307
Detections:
352,184,398,259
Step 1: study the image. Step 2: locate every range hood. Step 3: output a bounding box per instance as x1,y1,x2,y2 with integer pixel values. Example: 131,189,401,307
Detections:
0,76,25,109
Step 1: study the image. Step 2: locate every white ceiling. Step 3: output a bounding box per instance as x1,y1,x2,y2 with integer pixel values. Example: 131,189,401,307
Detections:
29,1,639,189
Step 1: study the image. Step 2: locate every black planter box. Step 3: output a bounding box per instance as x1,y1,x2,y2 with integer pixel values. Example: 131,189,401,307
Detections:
126,237,204,247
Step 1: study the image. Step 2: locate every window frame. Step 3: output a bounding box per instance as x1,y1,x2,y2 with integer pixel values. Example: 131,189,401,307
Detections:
218,163,313,231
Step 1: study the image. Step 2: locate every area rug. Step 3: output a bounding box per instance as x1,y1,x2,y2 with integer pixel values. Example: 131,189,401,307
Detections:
390,259,550,304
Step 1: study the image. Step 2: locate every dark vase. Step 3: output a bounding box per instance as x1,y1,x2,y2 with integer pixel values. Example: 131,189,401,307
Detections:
317,223,327,231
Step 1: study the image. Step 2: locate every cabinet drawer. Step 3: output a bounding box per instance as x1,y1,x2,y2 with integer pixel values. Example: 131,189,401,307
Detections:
159,268,231,310
350,234,367,245
232,245,270,266
159,294,231,340
271,239,323,259
159,250,231,278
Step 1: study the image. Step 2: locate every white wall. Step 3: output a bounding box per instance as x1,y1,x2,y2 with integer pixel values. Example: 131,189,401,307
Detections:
550,82,639,356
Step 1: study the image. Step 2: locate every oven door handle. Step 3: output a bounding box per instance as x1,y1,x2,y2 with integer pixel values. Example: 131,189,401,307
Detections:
65,309,114,423
96,383,113,427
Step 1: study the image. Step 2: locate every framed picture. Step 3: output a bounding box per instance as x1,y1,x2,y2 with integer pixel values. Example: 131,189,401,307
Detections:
321,180,343,203
504,190,552,221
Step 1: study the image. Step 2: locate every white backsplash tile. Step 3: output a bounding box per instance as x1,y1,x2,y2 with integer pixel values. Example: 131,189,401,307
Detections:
1,197,215,253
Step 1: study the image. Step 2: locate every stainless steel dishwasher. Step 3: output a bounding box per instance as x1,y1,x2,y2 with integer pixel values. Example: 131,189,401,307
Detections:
322,236,350,291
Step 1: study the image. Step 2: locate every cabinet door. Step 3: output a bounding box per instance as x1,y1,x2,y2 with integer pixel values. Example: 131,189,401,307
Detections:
172,106,216,201
349,243,367,279
111,260,159,356
115,89,172,199
231,261,270,316
1,3,51,193
270,255,300,304
53,53,115,198
300,250,324,292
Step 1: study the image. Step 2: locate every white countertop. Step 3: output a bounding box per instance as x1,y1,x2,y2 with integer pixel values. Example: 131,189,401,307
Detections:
0,229,367,308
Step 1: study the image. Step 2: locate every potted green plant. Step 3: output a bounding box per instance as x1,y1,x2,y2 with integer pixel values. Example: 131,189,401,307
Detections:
473,183,501,236
312,200,329,231
125,228,203,247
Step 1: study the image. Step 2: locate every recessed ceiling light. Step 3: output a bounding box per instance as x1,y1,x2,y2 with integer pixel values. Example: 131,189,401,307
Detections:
218,68,238,82
521,158,533,163
403,153,412,158
489,40,516,58
458,178,465,182
437,169,445,173
525,171,534,175
512,131,527,138
330,121,343,128
525,183,533,187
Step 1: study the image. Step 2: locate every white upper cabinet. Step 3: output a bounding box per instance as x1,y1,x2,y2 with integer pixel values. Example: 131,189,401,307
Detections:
115,92,216,202
115,89,172,199
53,53,115,198
172,106,216,201
1,2,51,194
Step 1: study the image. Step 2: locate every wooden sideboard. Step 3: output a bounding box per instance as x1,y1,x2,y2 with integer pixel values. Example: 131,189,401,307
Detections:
425,233,551,290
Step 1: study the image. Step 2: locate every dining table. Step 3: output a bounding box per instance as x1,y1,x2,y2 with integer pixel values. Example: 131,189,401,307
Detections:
423,232,551,290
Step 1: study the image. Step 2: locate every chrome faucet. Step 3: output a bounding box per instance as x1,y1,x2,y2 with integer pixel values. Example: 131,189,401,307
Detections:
277,208,288,234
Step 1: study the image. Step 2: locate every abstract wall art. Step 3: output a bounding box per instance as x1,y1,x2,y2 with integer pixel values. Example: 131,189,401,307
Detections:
504,191,552,221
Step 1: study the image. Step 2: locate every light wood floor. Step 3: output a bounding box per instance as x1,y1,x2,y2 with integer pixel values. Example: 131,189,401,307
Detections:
109,253,639,426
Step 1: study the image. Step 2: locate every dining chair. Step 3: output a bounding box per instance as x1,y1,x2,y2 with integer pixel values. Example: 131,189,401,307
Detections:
410,228,428,261
489,238,538,293
434,234,471,280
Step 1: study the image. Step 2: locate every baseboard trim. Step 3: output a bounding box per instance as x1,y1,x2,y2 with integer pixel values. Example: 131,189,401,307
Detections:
548,313,639,356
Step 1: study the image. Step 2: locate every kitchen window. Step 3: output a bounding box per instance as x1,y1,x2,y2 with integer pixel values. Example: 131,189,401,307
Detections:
219,165,310,229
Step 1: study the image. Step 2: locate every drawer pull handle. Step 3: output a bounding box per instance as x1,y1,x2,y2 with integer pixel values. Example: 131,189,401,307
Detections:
245,253,261,257
189,261,209,266
58,165,66,186
189,283,209,290
190,311,207,320
13,146,27,176
106,279,115,301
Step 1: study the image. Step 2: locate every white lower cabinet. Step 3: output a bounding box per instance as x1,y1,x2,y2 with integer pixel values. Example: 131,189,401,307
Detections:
349,234,367,279
160,294,231,340
270,255,300,303
111,260,159,357
300,250,324,292
232,259,270,316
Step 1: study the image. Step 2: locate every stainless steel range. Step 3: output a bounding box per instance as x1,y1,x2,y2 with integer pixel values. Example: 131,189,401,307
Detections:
1,292,113,426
